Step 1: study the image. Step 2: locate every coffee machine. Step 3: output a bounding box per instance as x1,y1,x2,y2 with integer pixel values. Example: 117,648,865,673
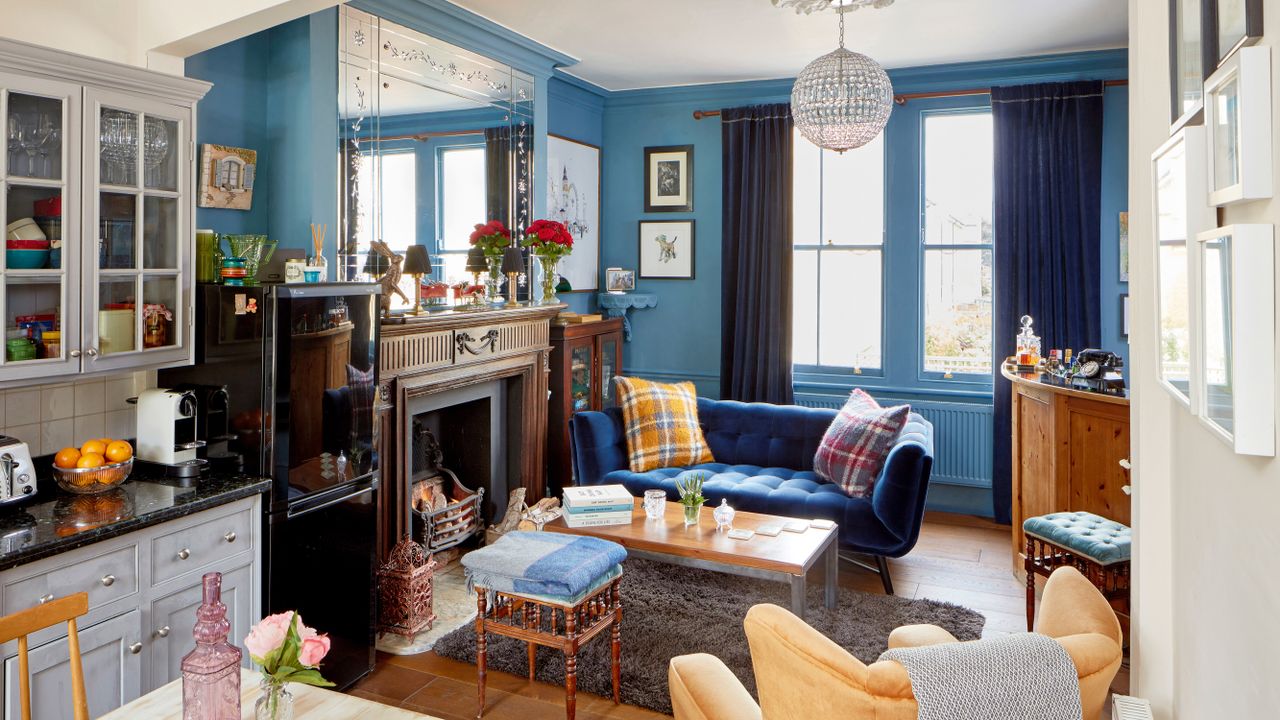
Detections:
135,389,207,479
174,384,244,474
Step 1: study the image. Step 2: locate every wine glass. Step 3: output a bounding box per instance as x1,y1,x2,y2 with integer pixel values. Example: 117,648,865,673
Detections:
143,117,169,188
17,115,41,177
36,115,57,179
7,113,20,174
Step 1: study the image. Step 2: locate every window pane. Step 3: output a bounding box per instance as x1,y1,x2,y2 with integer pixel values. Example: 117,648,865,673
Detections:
924,248,993,374
379,152,416,250
1202,235,1233,433
924,113,992,246
822,133,884,246
818,249,881,369
792,129,821,246
793,249,818,365
440,146,486,251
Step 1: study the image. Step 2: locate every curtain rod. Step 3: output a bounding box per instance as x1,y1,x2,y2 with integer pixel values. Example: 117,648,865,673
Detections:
691,78,1129,119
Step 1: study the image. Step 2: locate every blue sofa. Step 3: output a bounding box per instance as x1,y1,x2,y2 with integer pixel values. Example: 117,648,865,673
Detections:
569,398,934,594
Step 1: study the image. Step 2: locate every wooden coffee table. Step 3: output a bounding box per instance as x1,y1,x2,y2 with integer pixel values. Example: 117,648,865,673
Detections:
547,500,838,620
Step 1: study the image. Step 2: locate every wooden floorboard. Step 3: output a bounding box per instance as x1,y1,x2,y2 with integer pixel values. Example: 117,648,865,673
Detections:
350,512,1127,718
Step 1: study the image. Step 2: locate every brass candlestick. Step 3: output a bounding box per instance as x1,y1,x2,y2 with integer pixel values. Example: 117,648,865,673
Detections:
501,247,524,308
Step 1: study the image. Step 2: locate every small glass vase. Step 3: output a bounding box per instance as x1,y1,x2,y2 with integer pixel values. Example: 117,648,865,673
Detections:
538,254,560,305
254,679,293,720
682,501,703,527
485,253,504,304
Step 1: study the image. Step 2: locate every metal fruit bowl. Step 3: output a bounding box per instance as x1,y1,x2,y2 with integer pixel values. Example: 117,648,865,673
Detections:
52,458,133,494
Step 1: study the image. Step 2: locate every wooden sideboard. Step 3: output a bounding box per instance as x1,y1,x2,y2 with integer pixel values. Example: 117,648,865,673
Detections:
1003,364,1131,580
375,305,561,560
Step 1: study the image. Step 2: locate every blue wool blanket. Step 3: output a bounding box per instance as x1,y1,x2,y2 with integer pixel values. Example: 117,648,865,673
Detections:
462,531,627,599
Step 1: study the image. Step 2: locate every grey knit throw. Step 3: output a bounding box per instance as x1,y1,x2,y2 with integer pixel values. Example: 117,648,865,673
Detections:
879,632,1083,720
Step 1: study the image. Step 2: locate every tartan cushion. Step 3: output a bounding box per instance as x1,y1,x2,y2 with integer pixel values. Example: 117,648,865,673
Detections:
814,389,909,498
614,377,715,473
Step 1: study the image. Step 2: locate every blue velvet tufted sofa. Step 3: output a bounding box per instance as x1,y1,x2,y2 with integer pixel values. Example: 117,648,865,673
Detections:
569,398,934,594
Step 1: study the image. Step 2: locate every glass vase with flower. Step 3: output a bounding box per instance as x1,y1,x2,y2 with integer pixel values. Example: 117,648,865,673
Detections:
469,220,512,304
243,612,334,720
674,473,706,527
521,219,574,305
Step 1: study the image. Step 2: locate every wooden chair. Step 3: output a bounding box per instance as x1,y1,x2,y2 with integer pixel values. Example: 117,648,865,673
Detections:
0,592,90,720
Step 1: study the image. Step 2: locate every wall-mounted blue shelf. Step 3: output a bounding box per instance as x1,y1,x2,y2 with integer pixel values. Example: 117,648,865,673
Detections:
597,292,658,341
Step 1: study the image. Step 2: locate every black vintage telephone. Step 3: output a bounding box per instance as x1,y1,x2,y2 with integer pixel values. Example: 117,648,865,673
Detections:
1074,349,1124,379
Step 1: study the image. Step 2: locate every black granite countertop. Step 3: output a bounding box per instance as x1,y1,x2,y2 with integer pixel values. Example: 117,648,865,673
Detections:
0,466,270,572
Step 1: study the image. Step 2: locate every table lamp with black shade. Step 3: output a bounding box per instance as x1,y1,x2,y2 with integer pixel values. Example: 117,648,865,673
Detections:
501,247,523,307
465,246,488,309
401,244,431,316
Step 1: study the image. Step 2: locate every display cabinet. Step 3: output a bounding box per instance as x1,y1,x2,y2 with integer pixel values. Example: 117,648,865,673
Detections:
0,38,208,385
548,318,623,494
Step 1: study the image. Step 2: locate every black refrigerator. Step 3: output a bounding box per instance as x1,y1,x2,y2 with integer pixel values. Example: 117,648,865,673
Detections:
159,283,381,689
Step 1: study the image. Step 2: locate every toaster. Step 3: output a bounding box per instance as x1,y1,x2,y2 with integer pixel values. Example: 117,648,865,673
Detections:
0,435,37,505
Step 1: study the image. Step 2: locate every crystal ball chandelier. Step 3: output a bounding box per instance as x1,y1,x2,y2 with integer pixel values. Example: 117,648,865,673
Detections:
782,0,895,152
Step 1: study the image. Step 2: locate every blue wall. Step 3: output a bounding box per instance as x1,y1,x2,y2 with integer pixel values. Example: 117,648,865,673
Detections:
548,76,606,313
1099,85,1130,379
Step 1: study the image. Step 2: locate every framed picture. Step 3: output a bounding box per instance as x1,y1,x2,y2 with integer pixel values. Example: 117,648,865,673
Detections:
644,145,693,213
1121,294,1130,337
1168,0,1216,130
547,134,600,292
605,267,635,293
1152,127,1214,410
1215,0,1263,66
638,220,695,279
199,144,257,210
1205,45,1272,206
1118,211,1130,282
1193,224,1274,456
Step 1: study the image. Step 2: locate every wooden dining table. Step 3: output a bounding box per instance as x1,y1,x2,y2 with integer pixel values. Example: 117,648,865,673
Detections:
98,668,442,719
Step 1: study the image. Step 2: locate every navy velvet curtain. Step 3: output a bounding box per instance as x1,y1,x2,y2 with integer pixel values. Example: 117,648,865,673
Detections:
484,126,511,227
721,103,795,404
991,81,1105,523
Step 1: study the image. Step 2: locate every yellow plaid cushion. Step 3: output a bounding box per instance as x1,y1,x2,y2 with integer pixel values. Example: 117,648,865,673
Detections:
614,377,715,472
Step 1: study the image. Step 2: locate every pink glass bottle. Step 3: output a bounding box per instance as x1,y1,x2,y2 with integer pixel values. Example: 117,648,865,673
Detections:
182,572,242,719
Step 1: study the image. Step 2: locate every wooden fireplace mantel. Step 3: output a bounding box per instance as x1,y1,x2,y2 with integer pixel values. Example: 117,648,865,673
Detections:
376,304,561,560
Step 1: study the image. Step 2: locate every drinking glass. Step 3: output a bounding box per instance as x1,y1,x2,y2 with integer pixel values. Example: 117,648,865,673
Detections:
643,489,666,521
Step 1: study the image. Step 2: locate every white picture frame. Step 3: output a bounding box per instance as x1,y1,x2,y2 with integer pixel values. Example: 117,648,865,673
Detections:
546,134,600,292
1205,45,1272,206
1152,127,1213,410
1193,224,1275,456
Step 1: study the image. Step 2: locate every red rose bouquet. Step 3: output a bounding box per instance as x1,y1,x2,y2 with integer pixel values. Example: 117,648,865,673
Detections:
522,219,574,260
469,220,511,257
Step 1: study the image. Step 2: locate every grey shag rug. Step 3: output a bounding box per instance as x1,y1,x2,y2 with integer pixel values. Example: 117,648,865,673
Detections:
433,558,986,715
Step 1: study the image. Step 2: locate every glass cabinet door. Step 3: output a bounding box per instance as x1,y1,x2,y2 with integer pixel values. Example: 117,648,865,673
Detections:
598,332,621,409
568,337,594,415
84,89,189,371
0,73,81,381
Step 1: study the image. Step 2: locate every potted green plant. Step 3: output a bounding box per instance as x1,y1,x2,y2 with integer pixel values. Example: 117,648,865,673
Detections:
673,473,706,527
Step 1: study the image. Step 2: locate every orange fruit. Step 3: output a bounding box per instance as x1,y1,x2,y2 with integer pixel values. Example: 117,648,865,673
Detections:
76,453,105,469
95,438,114,446
105,441,132,463
80,439,107,456
54,447,82,469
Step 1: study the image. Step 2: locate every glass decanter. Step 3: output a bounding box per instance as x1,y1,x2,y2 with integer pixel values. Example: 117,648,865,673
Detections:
1015,314,1041,367
182,572,242,720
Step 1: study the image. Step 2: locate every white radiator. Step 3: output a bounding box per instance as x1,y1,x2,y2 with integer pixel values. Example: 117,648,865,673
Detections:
1112,695,1154,720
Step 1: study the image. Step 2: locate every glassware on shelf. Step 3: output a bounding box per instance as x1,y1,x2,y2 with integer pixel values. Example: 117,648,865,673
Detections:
143,117,171,188
100,110,138,186
196,230,221,283
38,114,60,178
181,572,243,720
222,234,276,286
643,489,666,520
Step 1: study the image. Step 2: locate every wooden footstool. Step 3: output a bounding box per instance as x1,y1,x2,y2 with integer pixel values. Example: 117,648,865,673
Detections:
474,569,623,720
1023,511,1130,631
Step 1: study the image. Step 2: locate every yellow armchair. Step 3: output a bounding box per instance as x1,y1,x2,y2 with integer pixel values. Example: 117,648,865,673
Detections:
668,566,1122,720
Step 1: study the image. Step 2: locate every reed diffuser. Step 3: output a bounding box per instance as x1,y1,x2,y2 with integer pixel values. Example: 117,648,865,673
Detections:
309,223,328,281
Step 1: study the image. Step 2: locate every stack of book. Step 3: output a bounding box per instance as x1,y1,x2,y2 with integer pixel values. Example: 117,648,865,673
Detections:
562,484,634,528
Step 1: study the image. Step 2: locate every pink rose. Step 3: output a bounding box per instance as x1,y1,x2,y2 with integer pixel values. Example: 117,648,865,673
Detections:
244,612,294,659
298,633,331,667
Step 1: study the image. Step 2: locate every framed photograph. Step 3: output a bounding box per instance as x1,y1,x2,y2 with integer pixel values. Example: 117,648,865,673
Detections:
1205,45,1272,206
1193,224,1274,456
1168,0,1216,130
1118,211,1130,282
199,144,257,210
638,220,695,279
1215,0,1263,66
547,134,600,292
605,267,635,293
644,145,693,213
1152,127,1214,410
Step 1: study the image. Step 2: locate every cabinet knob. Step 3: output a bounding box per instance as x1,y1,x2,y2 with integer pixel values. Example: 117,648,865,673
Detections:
101,574,115,587
86,348,99,357
129,642,142,655
177,548,191,560
224,531,237,543
155,626,170,638
38,593,54,604
69,349,81,358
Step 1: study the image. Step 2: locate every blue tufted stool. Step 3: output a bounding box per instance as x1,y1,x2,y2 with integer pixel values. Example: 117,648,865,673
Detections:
1022,511,1131,631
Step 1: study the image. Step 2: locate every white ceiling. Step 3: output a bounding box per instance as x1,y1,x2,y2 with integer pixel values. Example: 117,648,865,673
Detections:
447,0,1128,91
